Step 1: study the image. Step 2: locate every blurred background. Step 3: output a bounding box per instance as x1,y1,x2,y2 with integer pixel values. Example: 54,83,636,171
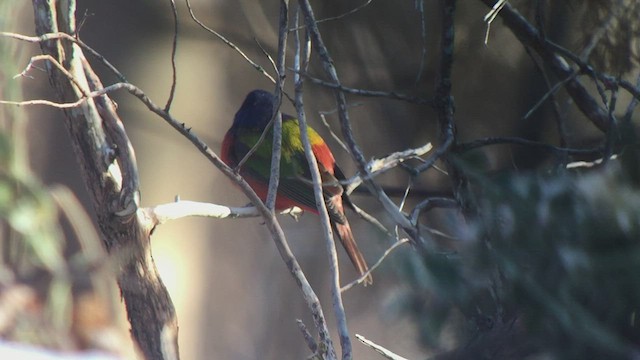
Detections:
3,0,639,359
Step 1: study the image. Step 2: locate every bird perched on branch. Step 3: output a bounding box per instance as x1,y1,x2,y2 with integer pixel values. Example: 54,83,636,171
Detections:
221,89,371,284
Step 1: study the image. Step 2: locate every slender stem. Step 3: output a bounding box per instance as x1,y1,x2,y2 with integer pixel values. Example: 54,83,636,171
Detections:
293,8,342,360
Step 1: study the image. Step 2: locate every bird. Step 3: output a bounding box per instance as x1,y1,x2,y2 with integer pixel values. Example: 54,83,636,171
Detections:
221,89,371,284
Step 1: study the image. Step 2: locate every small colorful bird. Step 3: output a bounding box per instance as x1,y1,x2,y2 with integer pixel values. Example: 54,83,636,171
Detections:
221,89,371,284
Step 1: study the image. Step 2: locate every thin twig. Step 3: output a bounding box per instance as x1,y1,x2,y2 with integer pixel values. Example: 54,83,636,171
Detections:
289,0,374,31
341,239,410,292
184,0,276,84
164,0,179,111
14,55,89,96
348,203,392,238
522,71,578,121
524,46,568,150
483,0,507,45
0,31,126,82
301,73,434,106
456,136,602,156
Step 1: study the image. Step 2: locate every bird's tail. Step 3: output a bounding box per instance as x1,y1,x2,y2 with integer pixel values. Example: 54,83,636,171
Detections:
333,220,372,285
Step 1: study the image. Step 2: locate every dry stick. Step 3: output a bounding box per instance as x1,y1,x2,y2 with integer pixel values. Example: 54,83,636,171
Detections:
292,8,344,360
297,0,423,250
164,0,178,111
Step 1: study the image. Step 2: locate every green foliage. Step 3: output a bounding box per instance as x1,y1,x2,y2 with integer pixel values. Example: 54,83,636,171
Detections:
400,164,640,358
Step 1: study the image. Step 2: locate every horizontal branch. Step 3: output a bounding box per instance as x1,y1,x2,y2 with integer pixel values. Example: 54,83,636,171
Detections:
300,72,435,106
143,200,303,226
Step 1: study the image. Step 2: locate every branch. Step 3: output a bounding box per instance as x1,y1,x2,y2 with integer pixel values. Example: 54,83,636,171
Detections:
292,8,344,359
